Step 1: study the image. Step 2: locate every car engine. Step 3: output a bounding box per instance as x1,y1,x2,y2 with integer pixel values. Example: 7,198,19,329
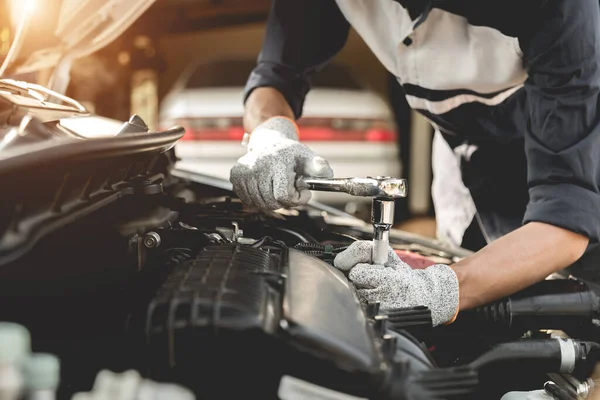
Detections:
0,96,599,399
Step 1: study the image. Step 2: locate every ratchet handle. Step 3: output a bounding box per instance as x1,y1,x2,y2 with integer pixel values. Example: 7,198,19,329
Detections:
296,176,408,198
296,177,348,193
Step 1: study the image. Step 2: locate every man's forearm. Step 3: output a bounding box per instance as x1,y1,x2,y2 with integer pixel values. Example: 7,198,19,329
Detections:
243,87,295,133
452,221,589,310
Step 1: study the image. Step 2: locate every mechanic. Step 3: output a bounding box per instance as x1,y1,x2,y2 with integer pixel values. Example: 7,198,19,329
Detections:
229,0,600,326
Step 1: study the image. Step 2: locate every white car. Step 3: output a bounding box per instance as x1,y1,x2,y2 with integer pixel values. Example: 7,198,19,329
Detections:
159,58,401,211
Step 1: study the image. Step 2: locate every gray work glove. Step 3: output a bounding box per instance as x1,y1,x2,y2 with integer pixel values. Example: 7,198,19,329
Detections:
230,117,333,210
334,241,459,326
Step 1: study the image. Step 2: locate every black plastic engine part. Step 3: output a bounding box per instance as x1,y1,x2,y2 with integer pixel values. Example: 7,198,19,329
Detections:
377,322,479,399
138,243,487,399
382,306,433,337
281,248,382,371
387,366,479,400
469,338,600,396
467,279,600,333
140,244,395,399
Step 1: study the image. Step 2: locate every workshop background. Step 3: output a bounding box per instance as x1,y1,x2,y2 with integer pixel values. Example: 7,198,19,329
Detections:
1,0,436,237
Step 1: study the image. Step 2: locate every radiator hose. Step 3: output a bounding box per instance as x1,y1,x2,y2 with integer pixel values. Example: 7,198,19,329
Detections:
383,338,599,400
470,279,600,332
470,338,600,380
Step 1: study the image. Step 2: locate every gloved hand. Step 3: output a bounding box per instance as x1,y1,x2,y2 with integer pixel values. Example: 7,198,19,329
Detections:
230,116,333,210
334,241,459,326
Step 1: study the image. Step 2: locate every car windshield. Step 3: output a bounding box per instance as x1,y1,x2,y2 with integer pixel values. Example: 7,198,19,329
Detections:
185,59,363,90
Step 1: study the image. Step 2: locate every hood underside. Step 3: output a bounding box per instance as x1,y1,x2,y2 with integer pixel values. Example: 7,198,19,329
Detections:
5,0,157,76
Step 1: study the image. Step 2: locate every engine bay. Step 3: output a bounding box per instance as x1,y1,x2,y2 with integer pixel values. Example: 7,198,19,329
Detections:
0,114,599,399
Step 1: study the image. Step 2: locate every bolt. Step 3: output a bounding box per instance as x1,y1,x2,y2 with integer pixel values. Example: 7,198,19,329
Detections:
231,222,243,241
382,334,397,358
366,302,381,319
373,315,388,337
143,232,161,248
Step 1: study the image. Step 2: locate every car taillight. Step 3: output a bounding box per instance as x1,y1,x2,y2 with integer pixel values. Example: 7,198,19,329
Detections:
169,117,245,141
166,117,397,142
296,117,397,142
180,127,245,141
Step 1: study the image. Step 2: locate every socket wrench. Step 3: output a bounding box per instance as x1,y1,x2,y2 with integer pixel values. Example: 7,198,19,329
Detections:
297,176,407,264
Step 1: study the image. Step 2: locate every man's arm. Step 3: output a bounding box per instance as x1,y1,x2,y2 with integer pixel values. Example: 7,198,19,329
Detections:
453,222,588,310
244,88,295,133
243,0,350,133
231,0,351,210
454,0,600,311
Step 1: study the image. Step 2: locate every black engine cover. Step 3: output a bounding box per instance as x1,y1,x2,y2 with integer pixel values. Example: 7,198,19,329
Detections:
142,244,386,399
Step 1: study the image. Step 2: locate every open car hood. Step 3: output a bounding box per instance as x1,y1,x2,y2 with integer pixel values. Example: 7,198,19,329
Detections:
6,0,157,76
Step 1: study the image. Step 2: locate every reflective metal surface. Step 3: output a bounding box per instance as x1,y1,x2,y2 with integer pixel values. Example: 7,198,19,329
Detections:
372,199,395,264
298,176,406,264
298,176,407,199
